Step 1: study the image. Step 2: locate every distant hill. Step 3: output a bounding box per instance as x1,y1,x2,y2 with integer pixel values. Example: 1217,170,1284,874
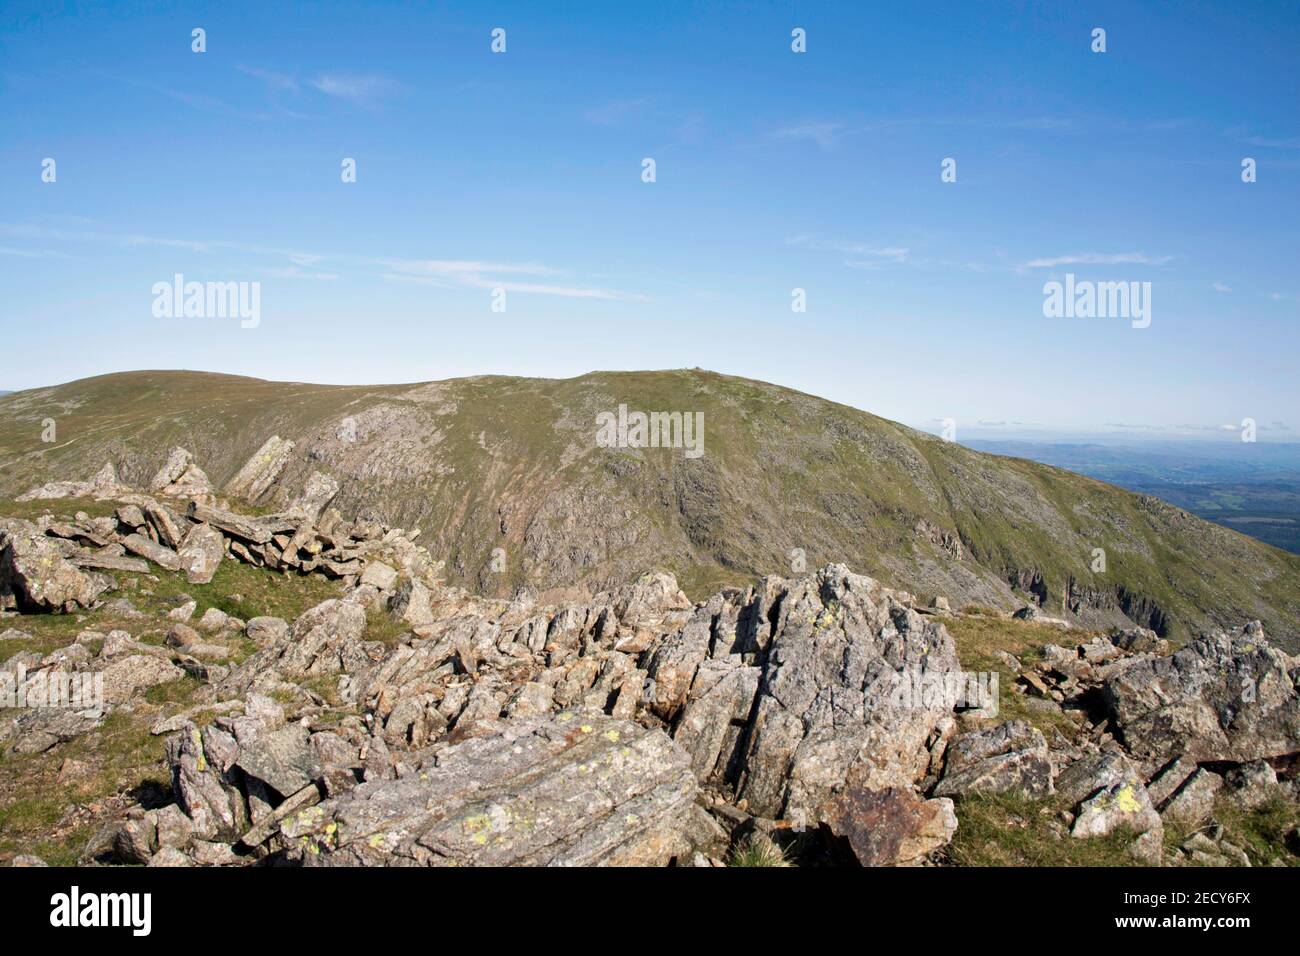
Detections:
1,369,1297,646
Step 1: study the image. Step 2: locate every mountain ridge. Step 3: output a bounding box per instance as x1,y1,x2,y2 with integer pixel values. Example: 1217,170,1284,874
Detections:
1,368,1297,649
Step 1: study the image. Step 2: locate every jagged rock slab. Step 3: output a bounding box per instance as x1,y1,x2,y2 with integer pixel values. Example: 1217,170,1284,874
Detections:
234,723,321,798
178,523,225,584
288,472,339,523
121,533,183,572
150,448,194,491
281,713,698,866
1072,777,1162,840
224,435,294,502
166,724,249,840
186,502,273,544
0,519,112,611
144,502,185,549
1159,768,1222,826
933,720,1054,798
820,785,957,866
16,462,126,501
100,654,185,705
1102,624,1300,764
70,552,150,574
150,448,213,499
727,566,961,818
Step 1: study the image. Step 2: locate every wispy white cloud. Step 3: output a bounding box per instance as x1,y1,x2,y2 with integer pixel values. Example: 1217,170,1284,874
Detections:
1004,117,1073,131
770,116,1075,146
1223,124,1300,150
1,221,643,301
105,74,275,121
263,266,338,281
382,259,560,278
0,245,71,259
310,73,404,106
1020,252,1174,269
1213,282,1231,292
584,98,649,125
378,258,643,300
769,122,843,151
0,223,337,269
1101,420,1294,434
788,235,909,266
0,222,217,252
237,65,299,93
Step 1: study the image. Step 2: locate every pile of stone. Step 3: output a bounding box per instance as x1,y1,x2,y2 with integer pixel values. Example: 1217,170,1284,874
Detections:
7,453,1298,868
928,621,1300,863
0,599,262,757
69,563,968,867
3,450,442,614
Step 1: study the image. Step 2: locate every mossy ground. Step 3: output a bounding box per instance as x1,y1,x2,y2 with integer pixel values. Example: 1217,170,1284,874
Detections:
0,708,171,864
948,791,1299,867
944,612,1104,737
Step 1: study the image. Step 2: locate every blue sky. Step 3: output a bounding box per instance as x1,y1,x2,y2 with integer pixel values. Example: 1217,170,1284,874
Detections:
1,0,1297,437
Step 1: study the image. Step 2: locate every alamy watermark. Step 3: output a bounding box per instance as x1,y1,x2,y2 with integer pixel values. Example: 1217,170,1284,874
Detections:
50,886,151,936
1042,273,1151,329
152,273,260,328
880,669,999,716
596,404,704,459
1,665,103,714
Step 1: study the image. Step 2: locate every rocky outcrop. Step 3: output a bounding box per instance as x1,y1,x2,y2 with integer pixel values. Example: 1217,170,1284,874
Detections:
137,562,966,867
820,785,957,866
10,453,421,594
287,472,339,523
928,619,1300,864
725,567,960,820
0,519,112,612
284,713,697,866
15,462,127,502
3,452,1296,869
1102,623,1300,766
150,448,213,500
933,720,1053,798
223,435,295,502
178,523,225,584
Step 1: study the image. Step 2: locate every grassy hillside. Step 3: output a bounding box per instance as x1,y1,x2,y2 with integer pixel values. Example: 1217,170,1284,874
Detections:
1,369,1297,647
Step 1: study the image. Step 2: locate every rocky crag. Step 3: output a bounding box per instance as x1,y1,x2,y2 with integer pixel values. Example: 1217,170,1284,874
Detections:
2,451,1297,867
2,370,1298,647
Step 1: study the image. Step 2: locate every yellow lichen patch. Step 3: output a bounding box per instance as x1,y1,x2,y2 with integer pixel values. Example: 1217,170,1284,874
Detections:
1115,785,1142,814
603,729,620,742
462,813,493,845
191,727,207,772
294,805,325,826
579,724,593,733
